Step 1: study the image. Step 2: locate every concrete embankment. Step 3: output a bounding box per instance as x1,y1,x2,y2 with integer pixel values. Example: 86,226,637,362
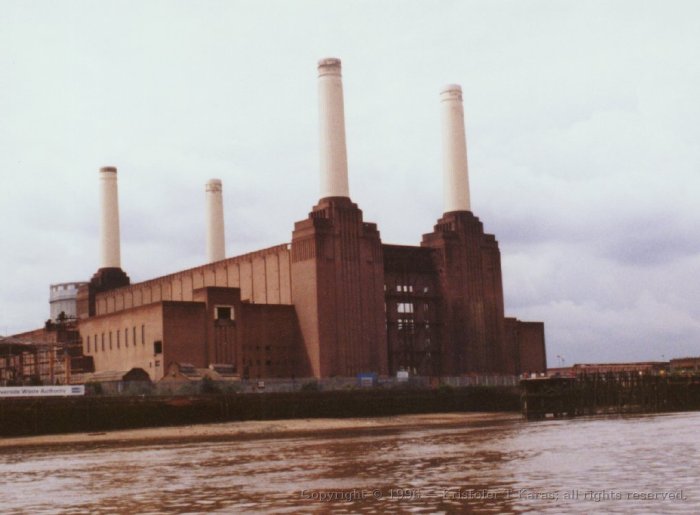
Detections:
0,386,519,438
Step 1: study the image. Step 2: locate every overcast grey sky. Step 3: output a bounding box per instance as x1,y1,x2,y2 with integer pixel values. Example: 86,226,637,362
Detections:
1,0,699,366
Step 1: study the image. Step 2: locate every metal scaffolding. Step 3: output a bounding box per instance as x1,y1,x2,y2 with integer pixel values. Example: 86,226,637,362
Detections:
1,318,90,385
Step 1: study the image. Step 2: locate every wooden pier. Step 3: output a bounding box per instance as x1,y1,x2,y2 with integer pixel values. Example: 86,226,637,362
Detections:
521,373,700,420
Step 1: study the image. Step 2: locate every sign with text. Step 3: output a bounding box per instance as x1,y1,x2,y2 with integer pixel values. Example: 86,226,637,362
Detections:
0,385,85,398
357,373,377,387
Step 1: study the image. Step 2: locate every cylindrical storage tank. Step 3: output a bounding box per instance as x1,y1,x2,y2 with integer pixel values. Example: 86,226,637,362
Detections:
49,282,88,321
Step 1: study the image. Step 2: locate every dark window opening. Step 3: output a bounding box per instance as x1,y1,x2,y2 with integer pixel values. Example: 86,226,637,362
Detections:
215,306,234,320
154,341,163,354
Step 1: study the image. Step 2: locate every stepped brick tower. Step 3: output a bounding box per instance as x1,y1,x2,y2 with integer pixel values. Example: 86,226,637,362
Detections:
291,58,388,377
421,85,507,374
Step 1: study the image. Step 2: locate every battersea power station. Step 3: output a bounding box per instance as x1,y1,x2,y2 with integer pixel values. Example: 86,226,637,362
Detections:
16,58,547,383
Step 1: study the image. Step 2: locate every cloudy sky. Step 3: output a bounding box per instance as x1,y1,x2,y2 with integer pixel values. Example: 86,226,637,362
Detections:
1,0,698,366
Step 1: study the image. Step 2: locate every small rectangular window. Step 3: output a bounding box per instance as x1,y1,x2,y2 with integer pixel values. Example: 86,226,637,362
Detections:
397,318,415,332
397,302,414,314
125,328,129,347
117,330,120,349
154,341,163,354
87,336,91,353
141,325,145,346
215,305,235,320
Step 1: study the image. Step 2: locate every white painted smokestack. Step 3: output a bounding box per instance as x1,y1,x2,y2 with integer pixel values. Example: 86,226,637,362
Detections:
318,57,350,199
205,178,226,262
99,166,122,269
440,84,471,212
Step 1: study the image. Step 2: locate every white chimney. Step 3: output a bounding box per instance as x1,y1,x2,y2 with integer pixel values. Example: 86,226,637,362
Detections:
318,57,350,199
440,84,471,212
99,166,122,268
205,178,226,262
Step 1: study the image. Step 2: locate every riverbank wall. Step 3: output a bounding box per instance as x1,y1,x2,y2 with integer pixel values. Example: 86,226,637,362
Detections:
0,386,519,437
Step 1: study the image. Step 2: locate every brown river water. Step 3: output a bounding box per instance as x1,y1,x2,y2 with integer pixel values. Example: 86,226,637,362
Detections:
0,411,697,514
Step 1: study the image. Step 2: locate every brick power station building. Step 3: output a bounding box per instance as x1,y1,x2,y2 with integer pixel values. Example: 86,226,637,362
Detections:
21,58,547,383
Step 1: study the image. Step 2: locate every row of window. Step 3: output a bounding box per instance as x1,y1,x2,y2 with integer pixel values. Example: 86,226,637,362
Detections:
384,284,431,294
392,319,432,333
387,302,430,314
86,325,146,354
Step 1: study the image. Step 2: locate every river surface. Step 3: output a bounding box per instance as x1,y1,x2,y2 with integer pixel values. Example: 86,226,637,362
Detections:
0,411,697,514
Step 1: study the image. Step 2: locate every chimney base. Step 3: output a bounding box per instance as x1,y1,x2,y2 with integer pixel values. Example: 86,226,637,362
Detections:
89,267,130,292
82,267,131,317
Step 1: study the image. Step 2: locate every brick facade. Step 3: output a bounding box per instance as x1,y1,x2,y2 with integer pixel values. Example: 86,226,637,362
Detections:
70,199,546,380
291,197,388,377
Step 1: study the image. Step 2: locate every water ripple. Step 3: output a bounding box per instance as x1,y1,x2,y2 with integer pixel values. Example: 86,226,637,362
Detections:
0,412,698,513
